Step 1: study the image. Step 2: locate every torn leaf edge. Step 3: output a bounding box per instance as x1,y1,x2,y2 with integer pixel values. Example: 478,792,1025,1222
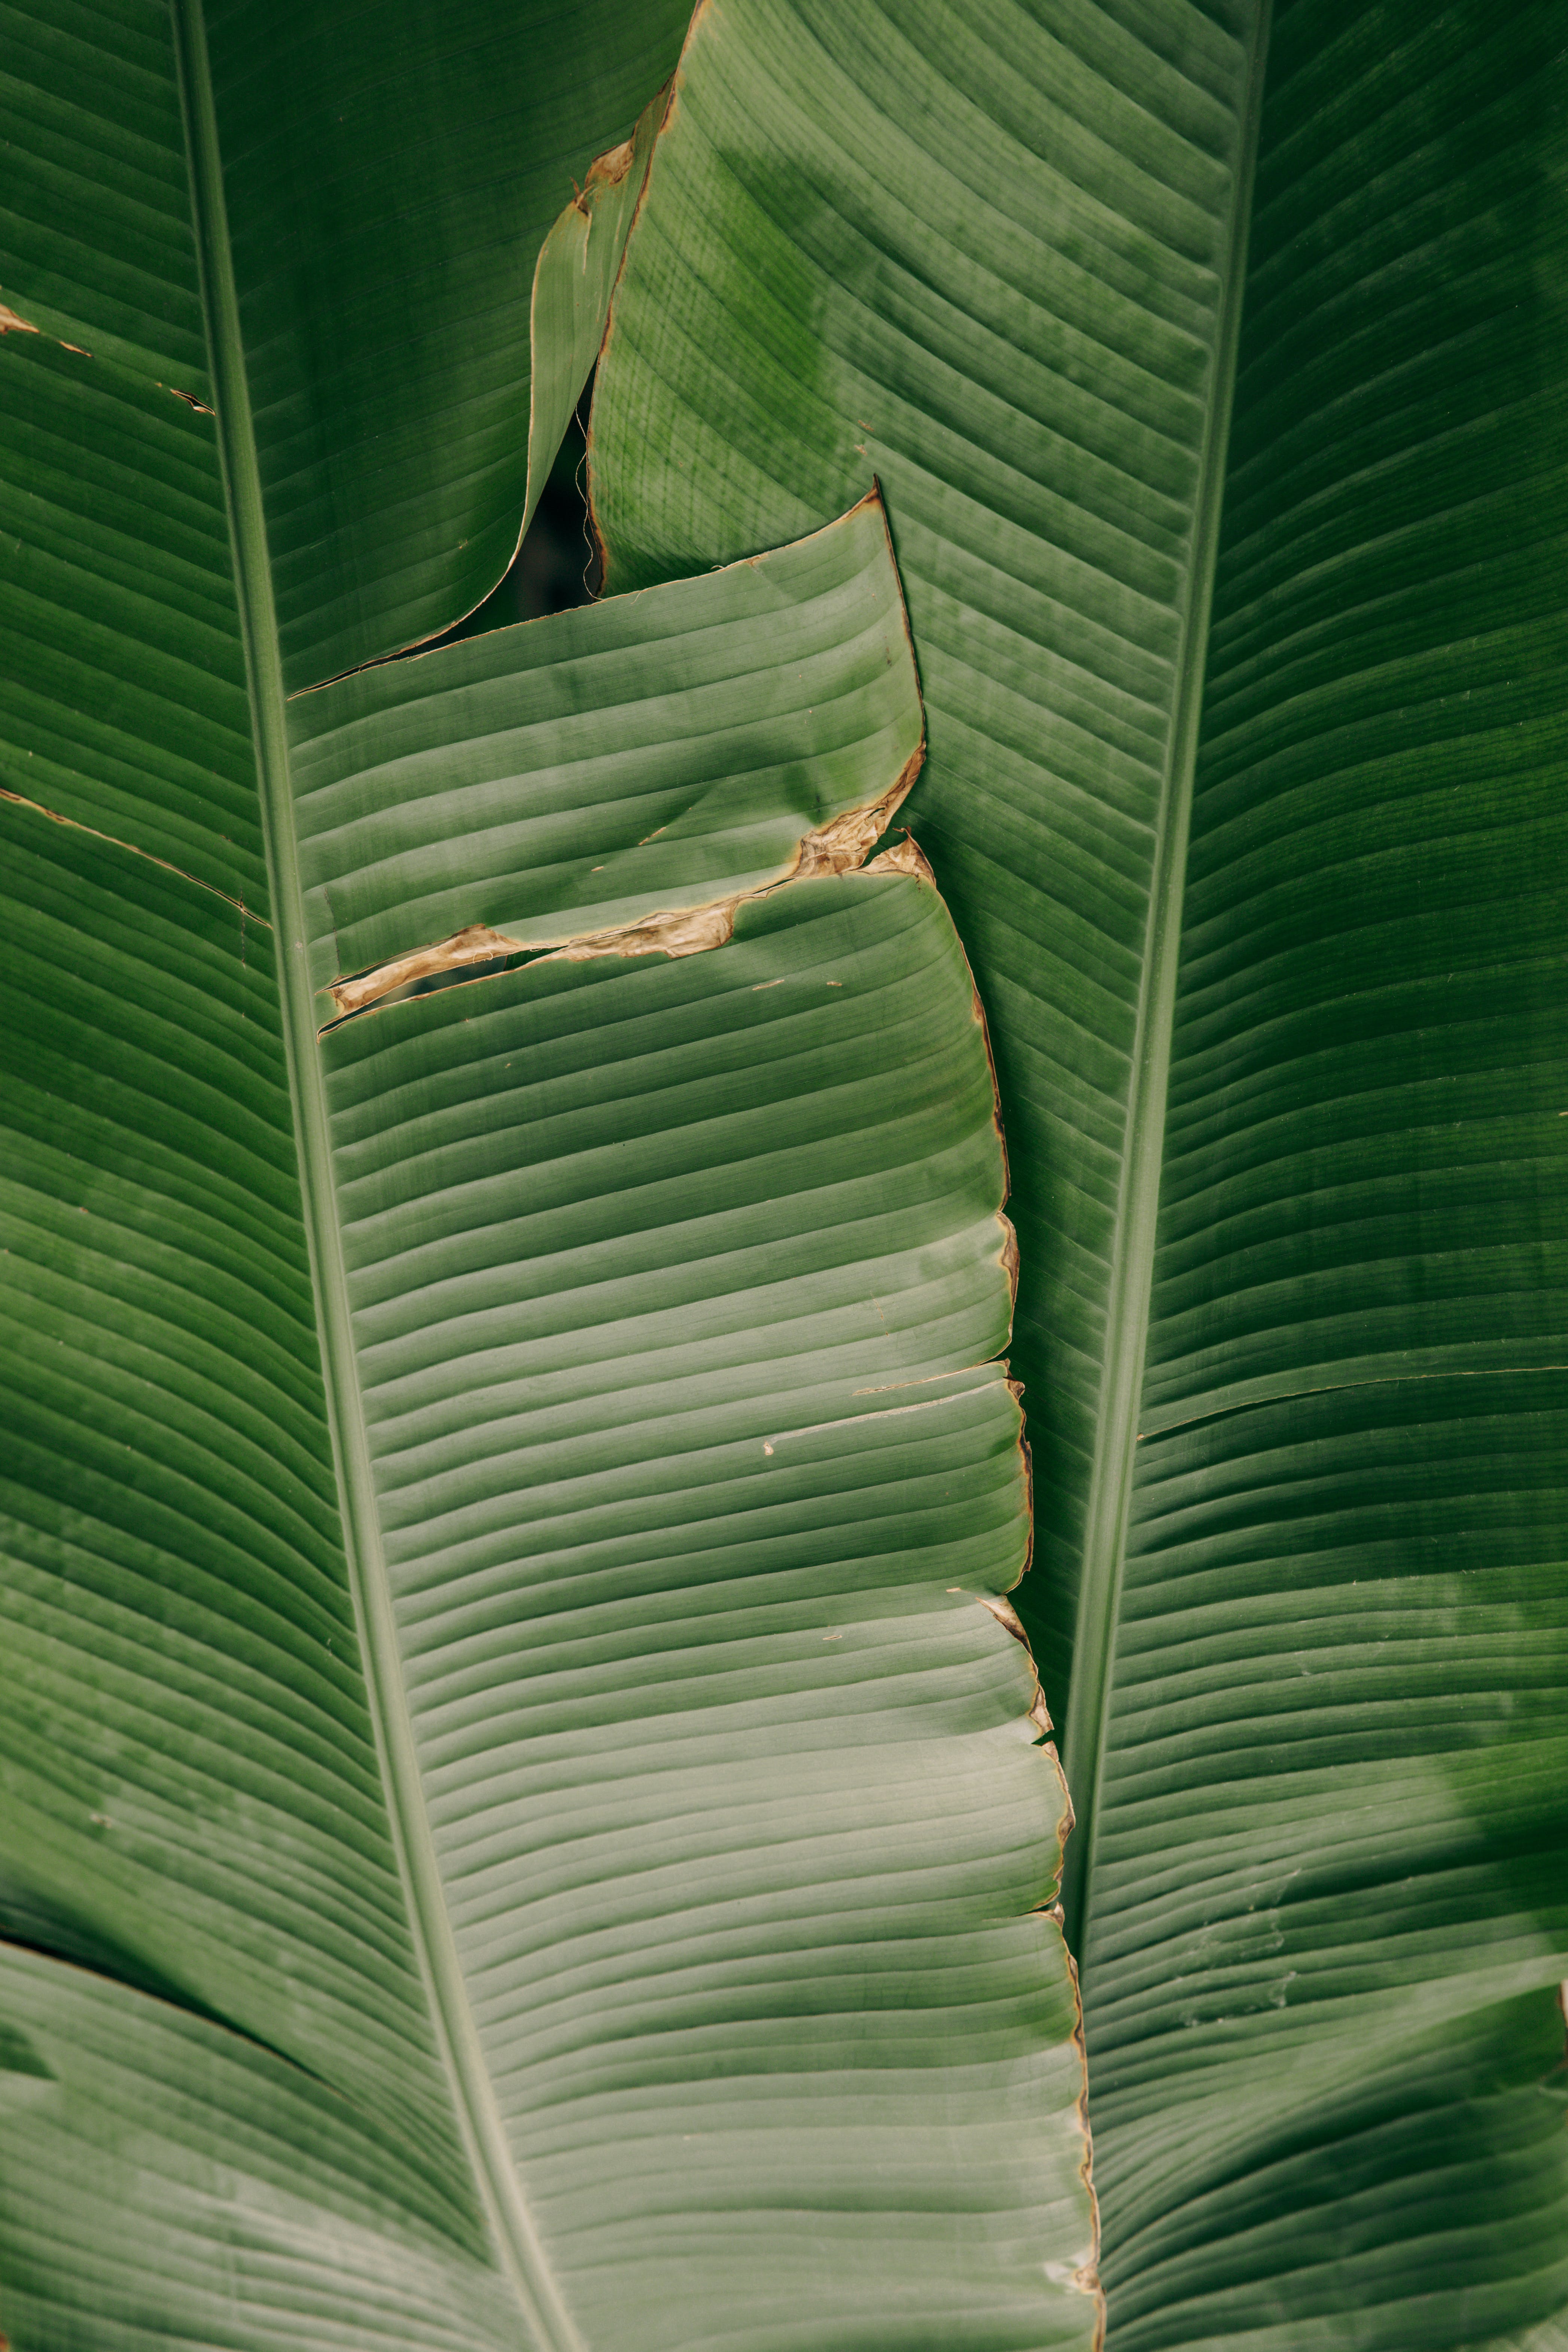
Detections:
322,484,919,1024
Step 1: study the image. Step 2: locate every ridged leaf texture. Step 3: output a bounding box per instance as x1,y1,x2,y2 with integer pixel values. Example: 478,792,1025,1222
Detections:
586,0,1568,2343
0,1,1096,2346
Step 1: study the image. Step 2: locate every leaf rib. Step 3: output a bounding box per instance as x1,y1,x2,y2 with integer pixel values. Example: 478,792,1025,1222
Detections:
1057,0,1274,1956
168,3,576,2342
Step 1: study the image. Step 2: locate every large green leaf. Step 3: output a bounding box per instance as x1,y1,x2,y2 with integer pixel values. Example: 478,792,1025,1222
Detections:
586,0,1267,1690
1,789,1093,2345
0,6,1096,2333
585,0,1568,2339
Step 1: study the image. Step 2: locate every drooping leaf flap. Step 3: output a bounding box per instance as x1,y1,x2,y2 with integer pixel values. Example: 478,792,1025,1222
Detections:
292,491,923,1015
0,0,692,688
584,0,1568,2341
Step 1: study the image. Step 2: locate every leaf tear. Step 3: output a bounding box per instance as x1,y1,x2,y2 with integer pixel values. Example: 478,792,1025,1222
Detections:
324,753,923,1023
541,899,735,966
977,1594,1029,1648
0,301,94,361
582,135,636,197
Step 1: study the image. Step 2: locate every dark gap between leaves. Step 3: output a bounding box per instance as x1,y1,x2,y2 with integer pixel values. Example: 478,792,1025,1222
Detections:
425,378,601,654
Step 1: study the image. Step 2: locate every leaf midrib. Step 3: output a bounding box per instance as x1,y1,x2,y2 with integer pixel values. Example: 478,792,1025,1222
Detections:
1056,0,1274,1958
168,4,575,2341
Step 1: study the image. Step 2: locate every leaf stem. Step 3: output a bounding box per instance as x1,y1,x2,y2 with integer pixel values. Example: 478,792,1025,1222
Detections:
1057,1,1274,1961
168,6,578,2340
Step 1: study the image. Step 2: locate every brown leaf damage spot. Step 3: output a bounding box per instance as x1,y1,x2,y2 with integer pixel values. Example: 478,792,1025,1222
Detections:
0,302,93,359
997,1212,1020,1303
864,831,930,881
543,899,734,965
787,748,922,880
975,1591,1060,1752
585,135,636,191
325,755,924,1023
977,1593,1029,1648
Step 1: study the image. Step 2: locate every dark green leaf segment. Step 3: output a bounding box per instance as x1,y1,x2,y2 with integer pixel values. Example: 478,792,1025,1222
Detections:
0,0,693,686
589,0,1568,2342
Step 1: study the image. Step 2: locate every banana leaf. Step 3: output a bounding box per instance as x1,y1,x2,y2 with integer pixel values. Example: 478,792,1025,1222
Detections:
584,0,1568,2341
0,2,1097,2345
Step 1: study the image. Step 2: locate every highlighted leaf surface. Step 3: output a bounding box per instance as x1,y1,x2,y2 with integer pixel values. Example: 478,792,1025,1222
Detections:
0,784,1095,2343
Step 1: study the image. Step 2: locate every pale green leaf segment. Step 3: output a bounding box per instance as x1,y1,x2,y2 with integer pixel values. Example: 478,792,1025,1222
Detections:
0,798,1096,2348
522,86,668,557
587,0,1568,2343
1462,2321,1568,2352
0,0,1099,2345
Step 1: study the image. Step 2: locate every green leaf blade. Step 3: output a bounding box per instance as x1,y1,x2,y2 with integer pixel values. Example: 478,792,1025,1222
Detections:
203,0,695,684
0,0,210,387
1078,1,1568,2339
0,800,477,2200
0,1949,517,2351
0,0,695,686
2,51,1097,2309
0,768,1097,2345
0,331,262,905
317,866,1092,2349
